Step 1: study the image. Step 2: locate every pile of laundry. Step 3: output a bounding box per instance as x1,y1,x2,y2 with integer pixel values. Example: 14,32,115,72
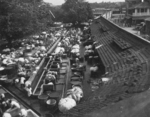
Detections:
58,86,83,112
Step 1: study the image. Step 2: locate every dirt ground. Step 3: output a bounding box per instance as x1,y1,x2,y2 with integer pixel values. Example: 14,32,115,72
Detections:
83,88,150,117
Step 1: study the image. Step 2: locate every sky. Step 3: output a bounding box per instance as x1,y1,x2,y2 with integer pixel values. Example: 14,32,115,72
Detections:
44,0,125,5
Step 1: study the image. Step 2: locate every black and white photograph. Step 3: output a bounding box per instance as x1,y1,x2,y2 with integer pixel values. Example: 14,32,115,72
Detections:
0,0,150,117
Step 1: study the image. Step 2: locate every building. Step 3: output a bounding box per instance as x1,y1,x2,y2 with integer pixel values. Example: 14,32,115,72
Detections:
92,8,112,19
145,18,150,35
102,11,112,20
111,7,126,25
126,0,150,24
111,8,126,19
130,1,150,23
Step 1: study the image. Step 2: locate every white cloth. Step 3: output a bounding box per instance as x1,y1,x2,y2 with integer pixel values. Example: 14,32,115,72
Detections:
46,74,56,80
18,58,25,63
26,87,32,97
0,67,4,71
58,42,62,46
42,31,47,35
88,50,94,53
48,82,54,85
55,33,61,36
26,46,31,50
58,97,76,112
33,35,39,39
67,86,83,102
57,63,60,69
25,81,31,87
72,44,79,49
55,47,65,54
1,93,5,99
85,45,92,50
3,113,12,117
40,46,46,51
15,79,19,83
33,70,37,74
85,50,93,53
24,59,29,64
20,77,26,84
90,66,98,72
11,100,20,108
18,72,26,76
39,41,44,45
20,109,28,117
102,77,112,83
31,44,35,48
2,59,14,65
71,49,79,53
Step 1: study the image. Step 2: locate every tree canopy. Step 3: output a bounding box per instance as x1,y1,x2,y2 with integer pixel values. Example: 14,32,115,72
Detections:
0,0,94,47
0,0,53,46
61,0,93,25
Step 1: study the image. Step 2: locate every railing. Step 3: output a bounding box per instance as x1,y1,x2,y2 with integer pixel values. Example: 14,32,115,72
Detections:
31,38,61,93
133,12,150,16
1,86,41,116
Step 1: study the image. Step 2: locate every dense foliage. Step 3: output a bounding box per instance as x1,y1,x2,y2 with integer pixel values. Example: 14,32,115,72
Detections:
61,0,93,25
0,0,53,46
0,0,94,46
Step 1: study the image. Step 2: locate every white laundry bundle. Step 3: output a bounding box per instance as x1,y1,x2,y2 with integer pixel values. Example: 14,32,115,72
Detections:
3,113,12,117
67,86,83,102
19,108,28,117
58,42,62,46
20,77,26,85
28,57,36,61
15,79,19,83
55,47,65,54
72,44,80,49
25,86,32,97
18,71,26,76
18,57,25,63
102,77,112,84
90,66,98,72
55,32,61,36
1,93,5,98
42,31,47,35
10,100,21,108
35,66,40,70
33,35,39,39
85,45,92,50
40,46,46,51
33,70,37,74
3,48,10,52
2,59,13,65
26,46,31,50
36,40,39,44
58,96,76,112
25,81,31,88
31,44,35,48
71,48,79,54
24,59,29,64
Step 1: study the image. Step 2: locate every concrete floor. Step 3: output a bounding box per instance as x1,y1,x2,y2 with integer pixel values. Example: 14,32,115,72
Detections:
84,89,150,117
